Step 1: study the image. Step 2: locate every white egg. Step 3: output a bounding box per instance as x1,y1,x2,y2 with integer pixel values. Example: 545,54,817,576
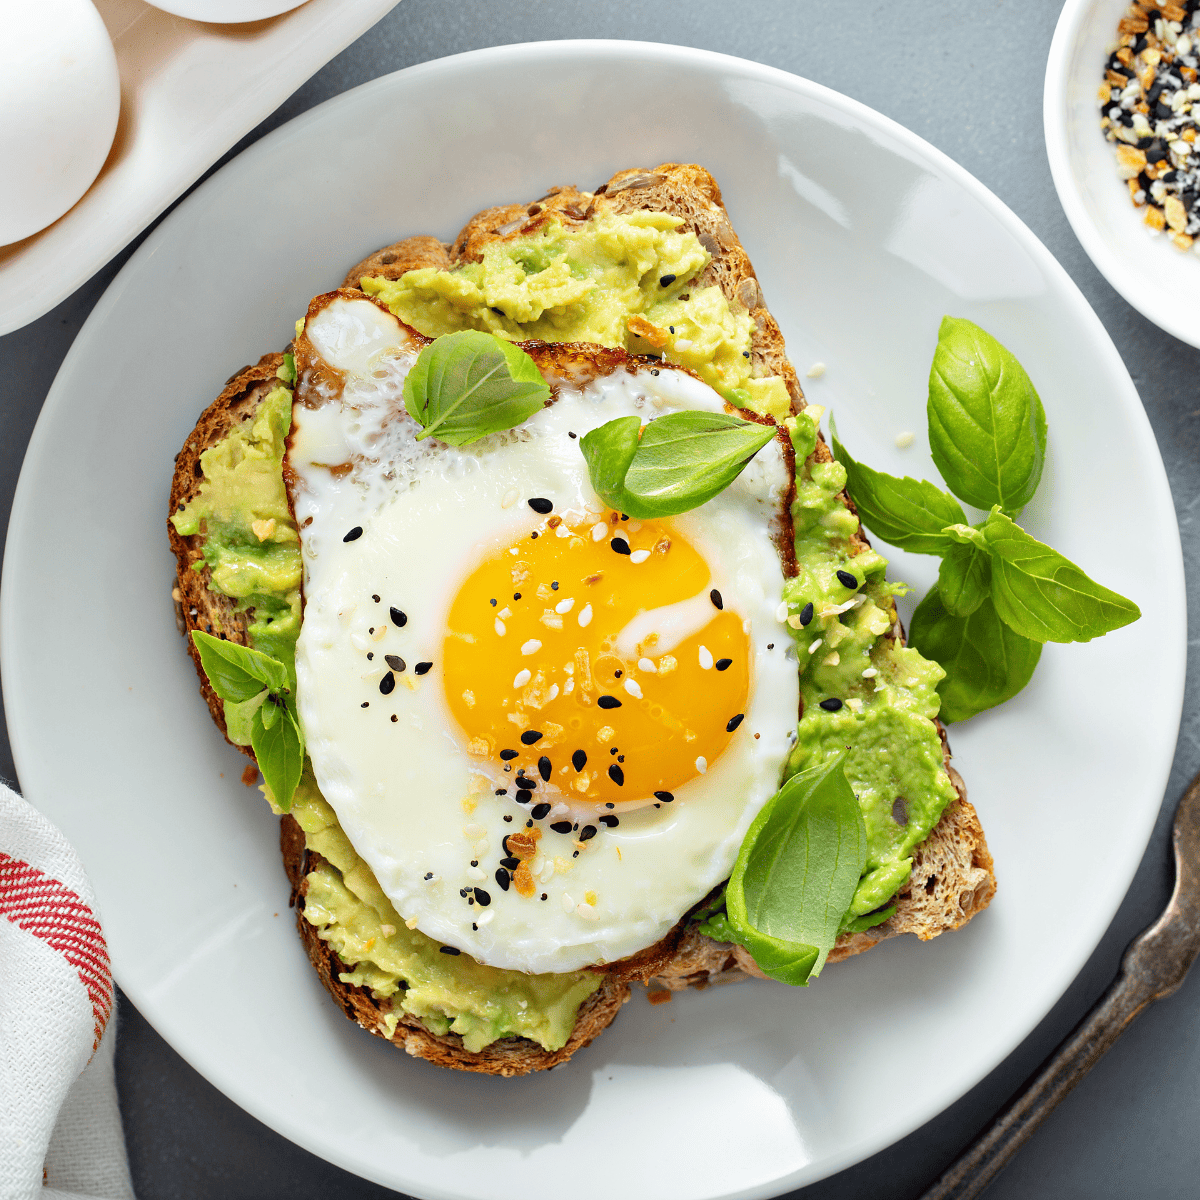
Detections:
288,294,799,975
0,0,120,245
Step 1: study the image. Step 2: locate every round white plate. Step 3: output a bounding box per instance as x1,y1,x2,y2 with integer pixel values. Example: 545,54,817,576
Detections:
1046,0,1200,346
145,0,309,20
2,41,1184,1200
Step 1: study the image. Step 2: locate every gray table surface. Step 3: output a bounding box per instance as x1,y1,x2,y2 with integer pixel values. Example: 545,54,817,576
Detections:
3,0,1199,1196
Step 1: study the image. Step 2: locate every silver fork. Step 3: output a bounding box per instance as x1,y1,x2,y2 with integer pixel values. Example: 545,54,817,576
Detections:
920,767,1200,1200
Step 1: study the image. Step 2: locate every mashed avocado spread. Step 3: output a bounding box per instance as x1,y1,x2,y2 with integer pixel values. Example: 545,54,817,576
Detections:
179,211,957,1047
361,212,793,419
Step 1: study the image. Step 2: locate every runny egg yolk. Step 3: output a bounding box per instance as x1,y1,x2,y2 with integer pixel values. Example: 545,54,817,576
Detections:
442,512,751,808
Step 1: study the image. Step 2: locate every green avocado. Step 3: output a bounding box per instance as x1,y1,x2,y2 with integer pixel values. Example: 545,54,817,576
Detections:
361,212,793,418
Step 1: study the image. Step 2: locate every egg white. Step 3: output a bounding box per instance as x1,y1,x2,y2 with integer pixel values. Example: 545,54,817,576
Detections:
288,295,799,975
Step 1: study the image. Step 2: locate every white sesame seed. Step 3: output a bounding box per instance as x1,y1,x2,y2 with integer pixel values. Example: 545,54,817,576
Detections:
846,698,864,712
787,614,805,629
862,667,878,678
776,601,789,622
494,618,506,636
578,603,593,628
350,633,368,651
698,645,714,670
628,520,642,532
547,684,560,701
629,549,651,563
501,489,519,509
576,902,600,920
695,756,708,774
674,338,693,351
638,657,657,673
475,909,495,926
466,865,485,881
380,924,396,936
563,679,575,694
808,638,823,655
561,892,575,913
464,823,485,839
512,668,532,688
555,597,575,614
539,859,556,883
806,361,826,378
591,523,607,541
521,639,542,656
498,607,512,619
338,605,356,624
624,678,643,699
894,430,915,449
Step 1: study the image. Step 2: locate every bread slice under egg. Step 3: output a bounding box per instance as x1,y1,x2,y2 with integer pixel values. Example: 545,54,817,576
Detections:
169,164,995,1076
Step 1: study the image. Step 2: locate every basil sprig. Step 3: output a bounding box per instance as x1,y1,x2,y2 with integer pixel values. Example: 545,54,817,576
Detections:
191,632,305,810
580,410,777,519
928,316,1048,515
700,755,867,986
403,330,550,446
832,317,1139,722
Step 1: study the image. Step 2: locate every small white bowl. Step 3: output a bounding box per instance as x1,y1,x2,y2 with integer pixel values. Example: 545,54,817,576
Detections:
1046,0,1200,346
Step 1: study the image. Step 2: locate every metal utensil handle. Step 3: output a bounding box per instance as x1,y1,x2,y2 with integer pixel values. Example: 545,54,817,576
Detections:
918,973,1151,1200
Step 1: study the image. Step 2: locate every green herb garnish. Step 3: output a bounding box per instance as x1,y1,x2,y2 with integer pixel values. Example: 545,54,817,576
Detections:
191,631,305,809
832,316,1140,722
403,330,550,446
698,755,867,986
579,410,777,519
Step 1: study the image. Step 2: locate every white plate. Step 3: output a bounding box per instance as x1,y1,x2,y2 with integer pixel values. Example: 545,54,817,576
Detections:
145,0,310,20
0,0,400,335
2,41,1184,1200
1046,0,1200,346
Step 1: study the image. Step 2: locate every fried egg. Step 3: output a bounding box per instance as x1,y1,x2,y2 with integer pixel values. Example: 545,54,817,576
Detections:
288,292,799,975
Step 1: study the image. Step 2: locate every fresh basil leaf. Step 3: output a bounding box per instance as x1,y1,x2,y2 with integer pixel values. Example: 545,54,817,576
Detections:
937,541,991,617
259,693,281,730
840,905,895,935
830,418,967,554
191,630,288,702
580,410,777,519
979,509,1141,643
403,330,549,446
725,754,868,986
927,317,1048,514
250,699,304,812
908,584,1043,722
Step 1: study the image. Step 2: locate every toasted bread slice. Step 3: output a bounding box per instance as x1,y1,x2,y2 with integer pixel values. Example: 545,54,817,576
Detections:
169,163,994,1074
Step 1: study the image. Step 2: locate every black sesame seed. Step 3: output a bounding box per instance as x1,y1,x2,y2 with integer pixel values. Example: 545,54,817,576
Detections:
513,592,522,600
726,713,745,732
424,872,433,880
614,669,623,678
521,730,543,745
379,672,395,695
531,802,551,819
367,652,374,660
515,775,537,790
650,368,660,375
538,756,552,781
459,887,469,897
390,714,398,723
608,764,625,786
503,814,513,822
659,273,677,286
568,432,577,439
580,825,598,841
572,749,587,771
767,643,774,650
472,922,478,931
654,791,674,803
709,588,723,610
551,821,573,834
799,601,814,626
742,350,750,358
597,695,622,709
836,570,858,589
470,860,478,867
439,946,460,955
495,869,511,891
473,888,491,906
715,658,733,671
530,532,538,539
389,606,407,627
605,802,615,809
414,662,433,675
669,326,675,334
500,749,518,760
618,755,624,762
541,892,548,900
610,747,618,755
598,815,620,828
371,594,380,602
495,788,507,796
361,702,369,708
343,526,363,542
500,856,521,870
384,654,406,672
573,851,580,858
490,598,498,606
516,789,532,804
551,581,559,590
819,698,843,712
528,497,553,514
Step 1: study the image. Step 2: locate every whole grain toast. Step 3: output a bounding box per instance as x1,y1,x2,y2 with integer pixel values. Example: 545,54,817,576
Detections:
169,163,995,1074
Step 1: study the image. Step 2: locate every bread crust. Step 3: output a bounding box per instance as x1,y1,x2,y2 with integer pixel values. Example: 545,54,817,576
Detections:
171,163,995,1071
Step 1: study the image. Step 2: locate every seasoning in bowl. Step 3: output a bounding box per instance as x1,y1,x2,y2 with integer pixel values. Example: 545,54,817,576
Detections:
1100,0,1200,251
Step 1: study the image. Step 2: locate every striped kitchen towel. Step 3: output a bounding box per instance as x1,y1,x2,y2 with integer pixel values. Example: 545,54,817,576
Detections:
0,783,133,1200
